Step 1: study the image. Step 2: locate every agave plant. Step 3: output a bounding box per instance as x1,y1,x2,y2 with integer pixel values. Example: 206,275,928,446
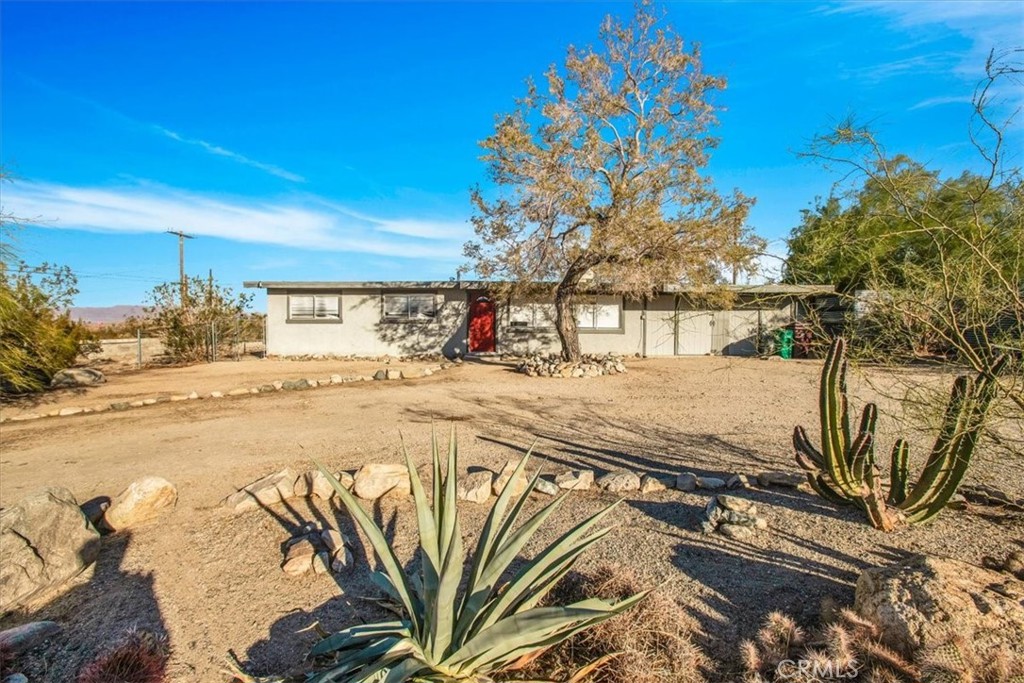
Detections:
308,428,647,683
794,337,1006,531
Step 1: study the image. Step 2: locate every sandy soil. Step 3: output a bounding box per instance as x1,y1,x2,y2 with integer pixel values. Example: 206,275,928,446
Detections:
0,357,1021,682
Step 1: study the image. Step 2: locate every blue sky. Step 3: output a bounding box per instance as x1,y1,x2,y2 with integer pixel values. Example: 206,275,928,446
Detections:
2,1,1021,308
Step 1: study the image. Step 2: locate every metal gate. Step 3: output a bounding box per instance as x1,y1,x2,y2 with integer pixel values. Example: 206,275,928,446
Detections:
675,311,715,355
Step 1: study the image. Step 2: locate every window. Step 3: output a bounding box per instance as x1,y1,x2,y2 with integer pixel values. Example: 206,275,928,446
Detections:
382,293,438,321
575,297,622,330
508,302,555,329
288,294,340,321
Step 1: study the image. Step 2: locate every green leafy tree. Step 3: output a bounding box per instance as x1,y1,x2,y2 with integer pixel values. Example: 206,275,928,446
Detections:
466,1,760,361
1,172,95,394
785,51,1023,458
145,275,253,363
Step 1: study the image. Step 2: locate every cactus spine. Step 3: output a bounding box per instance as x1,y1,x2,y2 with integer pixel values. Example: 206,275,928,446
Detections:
792,337,1006,531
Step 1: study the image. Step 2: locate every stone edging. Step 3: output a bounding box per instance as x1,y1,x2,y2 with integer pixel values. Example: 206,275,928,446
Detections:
0,360,460,424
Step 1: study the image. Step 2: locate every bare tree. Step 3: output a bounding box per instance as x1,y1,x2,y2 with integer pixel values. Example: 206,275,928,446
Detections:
466,1,760,361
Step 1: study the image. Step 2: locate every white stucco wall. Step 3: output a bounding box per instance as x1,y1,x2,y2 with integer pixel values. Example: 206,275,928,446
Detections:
266,288,469,357
263,288,803,358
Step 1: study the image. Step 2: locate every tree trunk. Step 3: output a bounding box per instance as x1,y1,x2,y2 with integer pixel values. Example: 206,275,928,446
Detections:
554,256,598,362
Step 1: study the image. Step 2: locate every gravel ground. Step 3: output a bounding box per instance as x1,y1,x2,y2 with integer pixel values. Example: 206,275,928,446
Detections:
0,356,1021,682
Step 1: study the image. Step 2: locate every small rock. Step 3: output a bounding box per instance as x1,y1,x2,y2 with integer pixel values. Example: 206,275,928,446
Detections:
321,529,346,553
6,673,29,683
0,620,62,655
676,473,699,492
640,474,670,494
227,388,249,397
187,391,199,400
222,468,299,513
272,381,284,390
386,369,403,380
331,547,354,572
333,471,355,490
293,470,336,500
718,523,755,541
554,469,595,491
129,400,145,407
312,551,331,575
757,471,806,488
726,474,753,489
169,394,188,402
493,460,529,497
597,471,641,493
209,391,223,399
281,379,309,390
103,476,178,530
282,554,312,576
353,463,411,500
717,495,757,514
458,470,494,504
50,367,105,388
533,477,560,496
697,477,727,490
58,407,85,417
285,538,316,562
330,374,343,384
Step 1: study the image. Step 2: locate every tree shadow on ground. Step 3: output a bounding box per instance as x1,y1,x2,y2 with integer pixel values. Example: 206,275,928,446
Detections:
0,531,168,682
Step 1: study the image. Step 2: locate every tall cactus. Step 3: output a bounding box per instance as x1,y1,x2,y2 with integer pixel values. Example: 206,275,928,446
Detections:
793,337,1006,531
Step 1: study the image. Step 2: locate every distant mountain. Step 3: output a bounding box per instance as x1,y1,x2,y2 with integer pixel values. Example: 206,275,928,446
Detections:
69,305,147,323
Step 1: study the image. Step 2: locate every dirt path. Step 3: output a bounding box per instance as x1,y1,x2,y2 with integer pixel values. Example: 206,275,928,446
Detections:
1,357,1021,682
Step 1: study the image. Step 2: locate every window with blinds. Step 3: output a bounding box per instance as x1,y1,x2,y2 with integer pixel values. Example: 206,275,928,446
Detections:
382,293,438,321
288,295,341,321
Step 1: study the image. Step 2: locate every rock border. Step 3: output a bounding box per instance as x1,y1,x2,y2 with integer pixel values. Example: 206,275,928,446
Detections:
0,360,460,424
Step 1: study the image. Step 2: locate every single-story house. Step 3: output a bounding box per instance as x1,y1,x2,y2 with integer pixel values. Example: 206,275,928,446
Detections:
242,280,835,358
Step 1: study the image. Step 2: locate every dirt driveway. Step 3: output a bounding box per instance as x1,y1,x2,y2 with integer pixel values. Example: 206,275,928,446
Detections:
1,357,1021,682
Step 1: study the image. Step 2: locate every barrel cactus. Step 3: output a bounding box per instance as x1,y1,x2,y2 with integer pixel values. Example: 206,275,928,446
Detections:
793,337,1006,531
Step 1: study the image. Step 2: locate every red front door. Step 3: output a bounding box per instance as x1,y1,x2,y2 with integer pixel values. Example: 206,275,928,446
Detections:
468,297,496,353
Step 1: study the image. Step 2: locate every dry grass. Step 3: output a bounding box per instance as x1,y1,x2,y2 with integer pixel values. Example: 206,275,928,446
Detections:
508,565,709,683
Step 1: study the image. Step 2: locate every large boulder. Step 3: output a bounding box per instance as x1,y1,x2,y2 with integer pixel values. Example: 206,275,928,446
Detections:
0,488,101,609
353,463,411,500
49,367,106,388
103,476,178,530
222,468,298,513
855,554,1024,657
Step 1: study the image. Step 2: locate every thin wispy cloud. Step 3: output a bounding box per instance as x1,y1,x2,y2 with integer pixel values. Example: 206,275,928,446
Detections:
155,127,305,182
824,1,1022,79
909,95,974,111
4,180,470,260
17,73,306,183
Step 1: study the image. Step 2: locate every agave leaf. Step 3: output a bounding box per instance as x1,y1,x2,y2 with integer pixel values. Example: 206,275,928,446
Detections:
474,502,623,633
402,435,441,656
478,490,570,590
429,497,465,663
454,448,535,645
450,594,649,672
565,652,624,683
315,462,424,638
309,622,411,658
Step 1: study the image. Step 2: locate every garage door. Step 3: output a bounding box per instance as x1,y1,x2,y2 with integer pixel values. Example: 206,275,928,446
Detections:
675,311,715,355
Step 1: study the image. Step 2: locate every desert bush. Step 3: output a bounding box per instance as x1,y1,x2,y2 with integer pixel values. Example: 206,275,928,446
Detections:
306,428,647,682
793,337,1005,530
506,564,708,683
76,627,169,683
144,276,253,363
0,261,96,394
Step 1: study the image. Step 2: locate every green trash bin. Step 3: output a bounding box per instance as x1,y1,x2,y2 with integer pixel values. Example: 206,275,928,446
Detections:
774,328,795,359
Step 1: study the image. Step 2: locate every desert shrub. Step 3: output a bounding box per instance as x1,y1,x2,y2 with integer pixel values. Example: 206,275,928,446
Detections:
144,277,253,363
509,565,709,683
0,261,96,394
76,627,169,683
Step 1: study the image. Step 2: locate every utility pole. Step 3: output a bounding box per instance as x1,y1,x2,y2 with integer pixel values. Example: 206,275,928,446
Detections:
166,230,195,306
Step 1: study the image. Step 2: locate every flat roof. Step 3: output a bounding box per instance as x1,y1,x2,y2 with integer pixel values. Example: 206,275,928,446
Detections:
243,280,835,295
